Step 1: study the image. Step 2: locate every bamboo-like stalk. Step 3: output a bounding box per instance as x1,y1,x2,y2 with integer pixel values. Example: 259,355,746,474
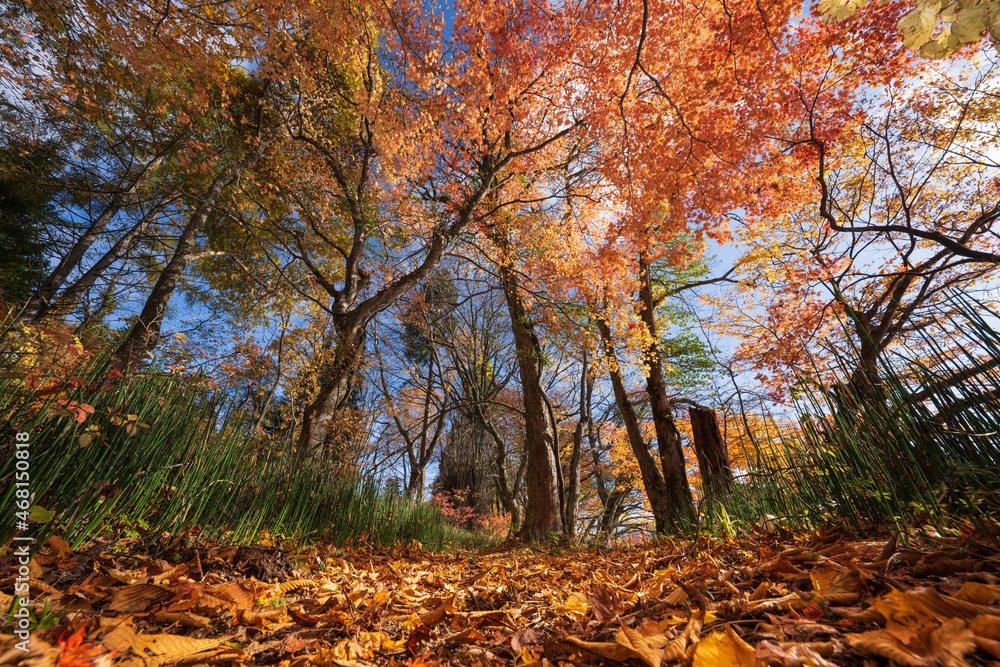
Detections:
703,295,1000,537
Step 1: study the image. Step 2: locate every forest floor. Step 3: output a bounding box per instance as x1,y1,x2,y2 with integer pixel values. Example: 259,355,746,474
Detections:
4,524,1000,667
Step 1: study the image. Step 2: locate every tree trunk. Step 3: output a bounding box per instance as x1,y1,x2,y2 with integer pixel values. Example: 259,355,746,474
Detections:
638,263,696,529
498,260,563,541
598,484,630,539
689,406,732,502
20,142,179,324
115,152,260,368
477,403,523,535
33,197,172,325
22,194,128,323
564,348,589,541
296,319,366,464
597,317,677,535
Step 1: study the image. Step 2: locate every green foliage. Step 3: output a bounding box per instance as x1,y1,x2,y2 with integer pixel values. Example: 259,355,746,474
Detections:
660,332,715,395
2,599,63,634
705,295,1000,537
0,144,59,305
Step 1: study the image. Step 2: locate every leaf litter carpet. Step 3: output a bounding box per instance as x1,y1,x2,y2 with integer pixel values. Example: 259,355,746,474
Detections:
5,526,1000,666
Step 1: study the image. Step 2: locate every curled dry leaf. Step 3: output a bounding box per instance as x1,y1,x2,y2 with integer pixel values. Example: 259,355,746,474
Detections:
564,624,664,667
101,619,230,667
808,565,862,606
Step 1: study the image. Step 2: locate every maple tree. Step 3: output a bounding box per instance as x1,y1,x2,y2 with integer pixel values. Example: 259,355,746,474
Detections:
7,0,1000,554
712,57,1000,405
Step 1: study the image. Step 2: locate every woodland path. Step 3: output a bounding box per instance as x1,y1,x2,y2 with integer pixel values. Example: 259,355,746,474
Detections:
4,526,1000,666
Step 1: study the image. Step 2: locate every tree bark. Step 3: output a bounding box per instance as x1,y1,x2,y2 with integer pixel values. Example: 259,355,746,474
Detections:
564,348,589,541
31,196,173,325
598,484,630,539
296,318,366,464
638,262,696,529
115,151,260,368
20,139,181,324
596,317,677,535
497,258,563,541
689,406,732,502
478,407,523,535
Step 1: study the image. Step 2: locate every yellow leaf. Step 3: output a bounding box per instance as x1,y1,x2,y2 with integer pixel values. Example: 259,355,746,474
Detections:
693,627,760,667
555,591,590,619
899,8,938,49
954,3,989,43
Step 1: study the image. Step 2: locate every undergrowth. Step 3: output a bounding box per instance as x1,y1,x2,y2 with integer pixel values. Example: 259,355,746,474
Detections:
707,296,1000,540
0,322,490,551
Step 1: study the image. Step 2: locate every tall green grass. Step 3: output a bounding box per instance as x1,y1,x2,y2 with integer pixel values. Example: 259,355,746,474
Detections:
706,297,1000,538
0,328,469,551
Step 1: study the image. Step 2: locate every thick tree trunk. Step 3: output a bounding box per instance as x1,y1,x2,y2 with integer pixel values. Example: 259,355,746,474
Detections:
407,465,426,499
597,318,677,535
638,264,696,529
498,261,563,541
689,406,733,502
296,319,366,464
115,152,260,368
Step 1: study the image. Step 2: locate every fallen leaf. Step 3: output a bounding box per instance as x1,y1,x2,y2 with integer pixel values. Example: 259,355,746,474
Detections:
108,584,173,613
693,626,760,667
587,585,624,624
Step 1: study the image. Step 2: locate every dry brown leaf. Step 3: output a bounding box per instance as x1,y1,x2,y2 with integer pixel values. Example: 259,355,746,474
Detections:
0,634,59,667
848,629,934,667
749,582,771,601
756,557,804,576
152,611,212,629
664,586,689,605
873,587,993,628
444,627,486,645
662,603,706,662
107,584,174,613
914,558,980,577
587,585,624,624
564,635,648,665
41,590,93,613
848,615,975,667
554,591,589,619
172,646,246,665
754,640,838,667
149,564,189,585
615,624,665,667
973,635,1000,661
809,566,862,606
970,613,1000,640
101,619,227,667
274,578,317,595
419,592,457,627
956,581,1000,605
206,581,257,612
929,618,976,667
